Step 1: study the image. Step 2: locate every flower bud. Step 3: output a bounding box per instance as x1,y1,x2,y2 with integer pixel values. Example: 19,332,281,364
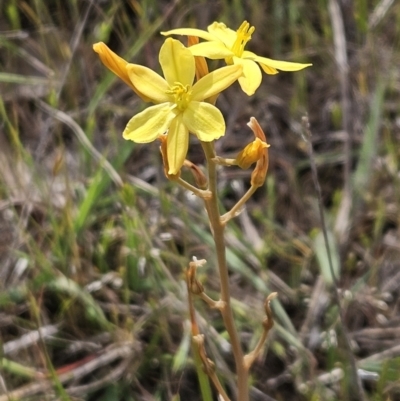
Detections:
246,117,270,187
248,116,266,141
183,160,208,189
93,42,150,102
250,150,269,187
187,36,209,81
235,137,269,169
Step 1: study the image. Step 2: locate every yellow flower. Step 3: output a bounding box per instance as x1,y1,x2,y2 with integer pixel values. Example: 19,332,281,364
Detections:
162,21,312,96
94,38,242,174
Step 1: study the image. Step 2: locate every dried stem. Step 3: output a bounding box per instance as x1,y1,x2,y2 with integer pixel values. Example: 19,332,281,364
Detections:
244,293,277,370
193,334,231,401
186,260,228,400
198,292,225,310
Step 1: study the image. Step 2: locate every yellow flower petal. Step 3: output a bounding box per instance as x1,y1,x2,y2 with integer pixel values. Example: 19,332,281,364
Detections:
183,101,225,142
245,51,312,72
191,64,242,101
93,42,150,102
188,41,234,60
188,36,209,81
161,28,216,42
207,21,236,48
259,64,279,75
167,114,189,174
126,64,170,104
159,38,195,87
234,57,262,96
123,103,176,143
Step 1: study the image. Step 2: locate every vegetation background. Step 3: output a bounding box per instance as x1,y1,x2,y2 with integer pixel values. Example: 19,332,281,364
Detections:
1,0,400,400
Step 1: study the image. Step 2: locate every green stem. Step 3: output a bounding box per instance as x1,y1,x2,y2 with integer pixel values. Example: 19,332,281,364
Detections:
201,141,249,401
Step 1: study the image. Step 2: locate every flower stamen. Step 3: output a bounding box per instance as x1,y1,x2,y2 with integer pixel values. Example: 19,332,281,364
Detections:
166,82,192,111
231,21,255,57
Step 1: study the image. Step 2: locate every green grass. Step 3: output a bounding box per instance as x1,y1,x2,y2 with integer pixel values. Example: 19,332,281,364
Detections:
1,0,400,400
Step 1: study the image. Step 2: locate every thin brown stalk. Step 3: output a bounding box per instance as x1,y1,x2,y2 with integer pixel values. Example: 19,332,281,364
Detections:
193,334,231,401
244,293,277,370
201,141,248,401
176,177,212,199
186,261,229,400
220,185,258,225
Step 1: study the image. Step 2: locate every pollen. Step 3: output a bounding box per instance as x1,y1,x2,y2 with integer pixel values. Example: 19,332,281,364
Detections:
166,82,192,111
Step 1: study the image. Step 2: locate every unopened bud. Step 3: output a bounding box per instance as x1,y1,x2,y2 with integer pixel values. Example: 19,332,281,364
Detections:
248,116,266,141
235,138,269,169
93,42,150,102
183,160,208,189
187,36,209,81
250,150,269,187
247,117,270,187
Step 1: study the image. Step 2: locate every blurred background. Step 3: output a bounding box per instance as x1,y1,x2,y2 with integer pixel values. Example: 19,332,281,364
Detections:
1,0,400,400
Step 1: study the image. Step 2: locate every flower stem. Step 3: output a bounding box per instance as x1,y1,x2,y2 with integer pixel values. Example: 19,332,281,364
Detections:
201,141,249,401
175,177,212,199
220,185,258,225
